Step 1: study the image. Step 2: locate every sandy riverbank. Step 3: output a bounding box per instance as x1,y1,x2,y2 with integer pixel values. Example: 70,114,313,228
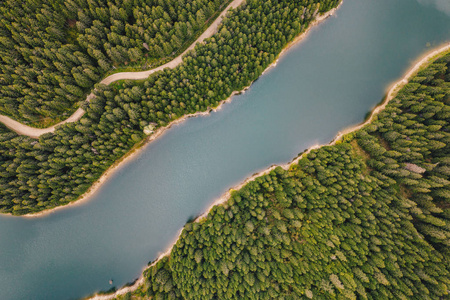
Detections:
260,3,342,77
0,0,244,138
85,5,347,299
19,82,252,218
86,37,450,300
19,3,341,219
197,41,450,223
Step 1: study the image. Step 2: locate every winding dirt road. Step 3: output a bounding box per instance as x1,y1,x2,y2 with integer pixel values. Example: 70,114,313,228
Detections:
0,0,244,139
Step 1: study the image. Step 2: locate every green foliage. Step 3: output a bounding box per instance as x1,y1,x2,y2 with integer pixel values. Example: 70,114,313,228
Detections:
3,0,448,297
0,0,340,215
0,0,229,123
119,51,450,299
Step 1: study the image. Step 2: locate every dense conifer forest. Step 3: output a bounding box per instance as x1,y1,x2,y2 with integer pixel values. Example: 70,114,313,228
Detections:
0,0,230,123
113,54,450,299
1,0,448,298
0,0,340,215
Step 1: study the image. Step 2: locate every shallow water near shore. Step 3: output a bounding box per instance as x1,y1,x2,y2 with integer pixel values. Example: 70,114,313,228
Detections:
1,0,450,299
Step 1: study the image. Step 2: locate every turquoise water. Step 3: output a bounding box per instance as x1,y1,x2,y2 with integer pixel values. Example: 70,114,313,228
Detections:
1,0,450,299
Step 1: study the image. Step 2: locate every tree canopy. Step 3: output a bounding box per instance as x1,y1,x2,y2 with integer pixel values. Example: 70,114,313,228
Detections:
0,0,231,123
0,0,340,215
115,53,450,299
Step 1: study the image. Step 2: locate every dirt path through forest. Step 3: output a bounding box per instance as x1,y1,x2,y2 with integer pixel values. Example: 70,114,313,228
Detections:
0,0,245,138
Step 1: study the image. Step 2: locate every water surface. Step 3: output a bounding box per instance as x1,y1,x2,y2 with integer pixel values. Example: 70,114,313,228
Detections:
1,0,450,299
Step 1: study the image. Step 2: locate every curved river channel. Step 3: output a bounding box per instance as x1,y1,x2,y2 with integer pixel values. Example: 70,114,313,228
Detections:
1,0,450,299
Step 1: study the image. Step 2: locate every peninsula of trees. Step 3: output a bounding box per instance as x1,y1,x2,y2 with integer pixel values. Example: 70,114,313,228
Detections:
113,52,450,300
0,0,340,215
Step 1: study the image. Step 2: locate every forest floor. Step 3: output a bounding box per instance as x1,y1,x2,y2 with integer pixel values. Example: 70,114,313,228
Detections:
0,0,245,138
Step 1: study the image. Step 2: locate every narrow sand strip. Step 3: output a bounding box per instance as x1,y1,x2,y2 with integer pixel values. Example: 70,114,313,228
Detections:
20,3,342,219
86,5,347,300
0,0,245,138
87,31,450,300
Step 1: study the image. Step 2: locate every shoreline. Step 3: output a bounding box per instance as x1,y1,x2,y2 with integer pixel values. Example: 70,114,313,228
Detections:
18,83,253,219
84,5,344,300
86,38,450,300
16,3,342,219
261,4,342,76
86,227,183,300
196,41,450,224
0,0,245,138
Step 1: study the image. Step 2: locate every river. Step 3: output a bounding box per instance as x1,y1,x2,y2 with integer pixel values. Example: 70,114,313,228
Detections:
1,0,450,299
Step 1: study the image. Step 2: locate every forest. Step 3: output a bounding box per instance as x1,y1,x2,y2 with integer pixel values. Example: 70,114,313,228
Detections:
0,0,231,124
0,0,341,215
113,53,450,299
